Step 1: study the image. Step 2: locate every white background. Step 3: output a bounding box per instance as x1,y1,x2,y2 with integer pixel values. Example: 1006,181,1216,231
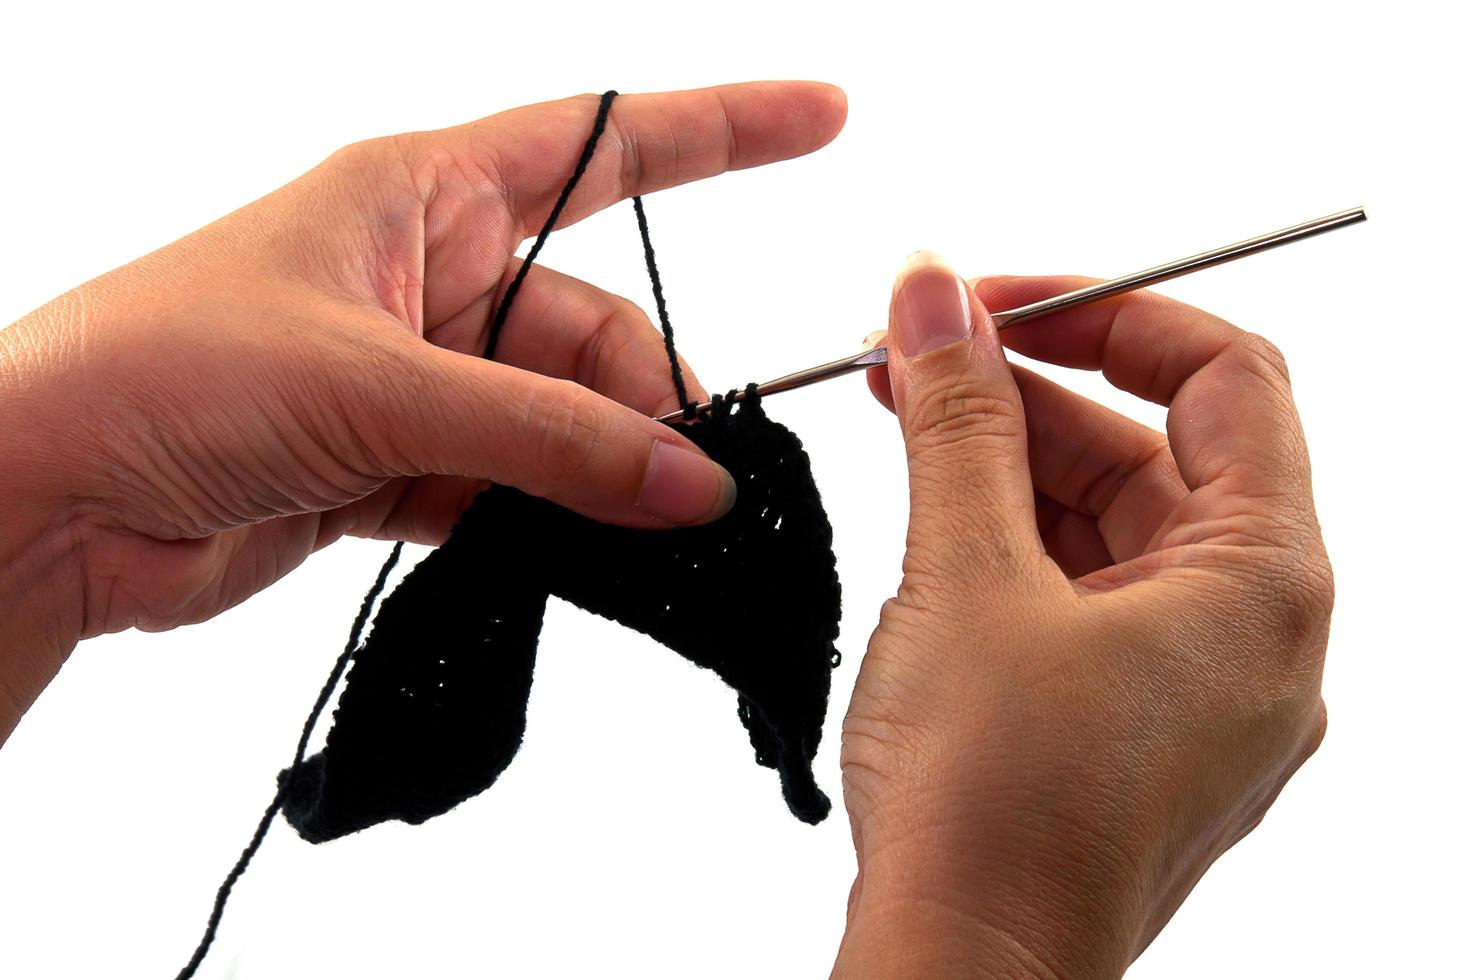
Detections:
1,1,1470,977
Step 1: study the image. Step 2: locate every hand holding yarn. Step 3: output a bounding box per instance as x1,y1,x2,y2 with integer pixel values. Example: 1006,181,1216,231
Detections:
0,83,847,733
836,255,1332,978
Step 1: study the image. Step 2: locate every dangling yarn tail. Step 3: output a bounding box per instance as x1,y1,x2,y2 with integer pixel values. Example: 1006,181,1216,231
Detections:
174,543,404,979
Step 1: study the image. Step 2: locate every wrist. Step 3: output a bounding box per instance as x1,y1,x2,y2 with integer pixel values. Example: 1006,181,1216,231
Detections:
1,303,89,741
833,829,1137,980
835,896,1064,980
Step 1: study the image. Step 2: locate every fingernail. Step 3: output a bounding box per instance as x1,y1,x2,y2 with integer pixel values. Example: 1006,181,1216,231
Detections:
638,441,737,525
892,251,973,357
862,330,888,350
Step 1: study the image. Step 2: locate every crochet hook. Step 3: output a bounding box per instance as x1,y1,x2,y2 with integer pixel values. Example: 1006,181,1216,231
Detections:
655,205,1367,423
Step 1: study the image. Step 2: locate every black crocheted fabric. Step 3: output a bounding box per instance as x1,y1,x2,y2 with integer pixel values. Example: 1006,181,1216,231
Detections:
280,390,841,842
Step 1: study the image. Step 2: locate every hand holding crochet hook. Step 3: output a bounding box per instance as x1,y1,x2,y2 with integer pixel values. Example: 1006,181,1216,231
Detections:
675,200,1349,976
831,245,1337,977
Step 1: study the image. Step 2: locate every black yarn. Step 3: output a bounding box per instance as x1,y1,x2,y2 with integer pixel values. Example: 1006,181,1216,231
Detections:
484,89,617,360
632,194,691,412
282,388,840,842
485,89,686,414
176,542,404,979
177,89,843,976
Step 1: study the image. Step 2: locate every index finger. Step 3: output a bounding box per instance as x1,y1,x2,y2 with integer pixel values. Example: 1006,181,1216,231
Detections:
974,276,1316,525
415,81,846,329
456,82,846,236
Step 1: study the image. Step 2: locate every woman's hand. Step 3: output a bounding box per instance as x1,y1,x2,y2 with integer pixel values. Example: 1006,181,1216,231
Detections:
836,254,1331,978
0,82,847,739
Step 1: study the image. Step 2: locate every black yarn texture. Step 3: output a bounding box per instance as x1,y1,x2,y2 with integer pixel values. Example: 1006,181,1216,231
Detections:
281,385,841,840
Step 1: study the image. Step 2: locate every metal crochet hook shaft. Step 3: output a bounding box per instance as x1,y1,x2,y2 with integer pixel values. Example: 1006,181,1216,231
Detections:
655,206,1367,423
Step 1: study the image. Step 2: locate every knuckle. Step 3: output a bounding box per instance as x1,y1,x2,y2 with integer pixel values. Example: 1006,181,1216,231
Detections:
904,493,1033,582
314,136,421,222
525,389,606,495
905,377,1022,458
1244,698,1327,839
314,331,417,474
322,136,396,182
1198,546,1333,691
1270,550,1336,648
1076,438,1173,518
1304,551,1337,615
1237,331,1292,386
573,300,645,392
602,105,644,202
711,89,740,172
1302,698,1329,760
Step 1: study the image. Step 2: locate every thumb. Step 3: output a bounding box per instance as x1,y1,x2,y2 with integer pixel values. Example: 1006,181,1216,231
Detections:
887,252,1039,573
363,340,736,529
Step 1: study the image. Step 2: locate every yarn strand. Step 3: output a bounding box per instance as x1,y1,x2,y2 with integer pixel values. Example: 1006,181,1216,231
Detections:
175,542,405,979
484,89,618,360
481,88,693,415
631,194,691,413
